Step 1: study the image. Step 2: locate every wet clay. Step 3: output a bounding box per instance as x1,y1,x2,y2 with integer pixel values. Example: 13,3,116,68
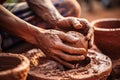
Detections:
25,31,112,80
66,31,88,54
64,31,89,68
108,59,120,80
26,49,112,80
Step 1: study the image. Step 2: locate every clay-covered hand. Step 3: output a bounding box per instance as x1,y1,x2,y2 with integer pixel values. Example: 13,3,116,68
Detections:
55,17,94,48
35,29,87,68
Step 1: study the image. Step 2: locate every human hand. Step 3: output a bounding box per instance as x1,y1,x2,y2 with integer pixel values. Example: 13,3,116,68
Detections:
55,17,94,48
35,29,87,68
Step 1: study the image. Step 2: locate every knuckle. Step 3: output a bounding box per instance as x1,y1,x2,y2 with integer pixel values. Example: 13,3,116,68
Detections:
54,42,61,48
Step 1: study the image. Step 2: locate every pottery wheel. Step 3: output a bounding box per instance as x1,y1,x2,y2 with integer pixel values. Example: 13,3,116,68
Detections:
25,49,112,80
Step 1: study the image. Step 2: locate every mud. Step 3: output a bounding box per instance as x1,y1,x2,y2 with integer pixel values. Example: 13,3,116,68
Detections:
26,49,112,80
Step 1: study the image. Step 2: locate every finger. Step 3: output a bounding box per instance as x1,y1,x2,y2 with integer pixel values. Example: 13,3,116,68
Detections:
85,24,94,48
77,18,88,26
86,25,94,40
77,18,94,48
71,19,83,29
54,43,87,55
51,55,75,69
57,19,69,28
51,49,85,61
88,33,94,48
58,32,79,43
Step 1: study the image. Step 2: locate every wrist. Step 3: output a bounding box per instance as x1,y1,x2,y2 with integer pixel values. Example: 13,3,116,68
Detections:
41,11,64,28
23,24,46,46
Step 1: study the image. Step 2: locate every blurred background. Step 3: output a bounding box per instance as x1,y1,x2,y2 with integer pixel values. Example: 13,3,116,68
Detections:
5,0,120,22
77,0,120,21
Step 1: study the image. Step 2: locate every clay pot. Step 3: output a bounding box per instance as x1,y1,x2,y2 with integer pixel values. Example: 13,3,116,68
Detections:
91,18,120,60
0,53,30,80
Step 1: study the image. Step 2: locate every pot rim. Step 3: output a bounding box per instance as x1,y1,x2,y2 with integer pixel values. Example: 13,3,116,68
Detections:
91,18,120,32
0,53,30,75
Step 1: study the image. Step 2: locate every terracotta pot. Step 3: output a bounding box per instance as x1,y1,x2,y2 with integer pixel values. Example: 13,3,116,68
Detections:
0,53,30,80
91,18,120,60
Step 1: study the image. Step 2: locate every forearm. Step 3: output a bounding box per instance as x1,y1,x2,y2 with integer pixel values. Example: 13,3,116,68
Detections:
0,5,44,45
26,0,63,26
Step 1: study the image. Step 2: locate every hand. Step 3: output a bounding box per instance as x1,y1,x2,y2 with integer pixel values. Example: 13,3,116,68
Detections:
35,29,87,68
55,17,94,48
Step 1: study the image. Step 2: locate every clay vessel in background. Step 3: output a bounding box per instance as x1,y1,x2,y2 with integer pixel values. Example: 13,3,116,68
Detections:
91,18,120,60
0,53,30,80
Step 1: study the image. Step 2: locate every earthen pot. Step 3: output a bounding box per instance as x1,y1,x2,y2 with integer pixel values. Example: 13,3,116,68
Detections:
91,18,120,60
0,53,30,80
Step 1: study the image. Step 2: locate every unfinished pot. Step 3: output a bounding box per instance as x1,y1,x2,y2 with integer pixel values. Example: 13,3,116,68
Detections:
66,31,88,56
26,49,112,80
0,53,30,80
91,18,120,60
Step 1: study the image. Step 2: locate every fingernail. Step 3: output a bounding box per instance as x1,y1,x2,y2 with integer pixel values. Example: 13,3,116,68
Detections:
73,37,79,41
75,24,82,29
82,48,87,53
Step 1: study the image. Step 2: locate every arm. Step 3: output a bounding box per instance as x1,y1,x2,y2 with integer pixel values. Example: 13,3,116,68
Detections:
26,0,83,29
0,5,87,68
26,0,94,48
26,0,63,27
0,5,41,45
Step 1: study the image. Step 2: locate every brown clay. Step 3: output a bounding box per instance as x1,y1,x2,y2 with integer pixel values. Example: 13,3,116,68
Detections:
91,18,120,59
0,53,30,80
25,49,112,80
65,31,89,68
109,59,120,80
66,31,88,54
